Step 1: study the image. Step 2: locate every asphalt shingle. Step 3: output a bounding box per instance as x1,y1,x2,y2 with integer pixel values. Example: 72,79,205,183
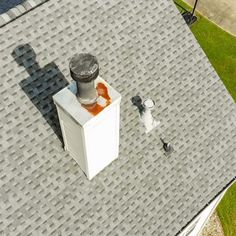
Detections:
0,0,236,235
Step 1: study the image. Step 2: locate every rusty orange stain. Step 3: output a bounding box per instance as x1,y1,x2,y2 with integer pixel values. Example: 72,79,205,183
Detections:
82,82,111,116
97,83,111,101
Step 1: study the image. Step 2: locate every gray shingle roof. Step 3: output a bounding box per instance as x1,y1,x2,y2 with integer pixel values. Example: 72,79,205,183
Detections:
0,0,236,235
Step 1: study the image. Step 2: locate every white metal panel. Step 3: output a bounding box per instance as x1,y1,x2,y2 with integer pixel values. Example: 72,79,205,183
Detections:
57,107,87,174
84,105,119,179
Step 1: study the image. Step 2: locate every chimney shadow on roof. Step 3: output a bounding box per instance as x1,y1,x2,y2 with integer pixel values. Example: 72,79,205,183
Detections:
12,44,68,143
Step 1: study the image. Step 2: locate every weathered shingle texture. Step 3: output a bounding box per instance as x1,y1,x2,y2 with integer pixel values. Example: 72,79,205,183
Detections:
0,0,236,235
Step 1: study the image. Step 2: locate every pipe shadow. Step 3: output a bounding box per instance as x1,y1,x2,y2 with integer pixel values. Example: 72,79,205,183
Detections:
12,44,68,143
131,95,144,114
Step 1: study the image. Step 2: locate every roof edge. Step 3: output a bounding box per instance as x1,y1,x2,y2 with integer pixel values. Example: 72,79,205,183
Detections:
0,0,48,28
175,176,236,236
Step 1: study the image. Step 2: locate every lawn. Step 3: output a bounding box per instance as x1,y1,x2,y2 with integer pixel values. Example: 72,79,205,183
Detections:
175,0,236,102
174,0,236,235
217,183,236,236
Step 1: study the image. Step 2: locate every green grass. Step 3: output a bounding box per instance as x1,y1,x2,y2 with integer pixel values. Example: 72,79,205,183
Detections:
217,183,236,236
174,1,236,235
174,0,236,102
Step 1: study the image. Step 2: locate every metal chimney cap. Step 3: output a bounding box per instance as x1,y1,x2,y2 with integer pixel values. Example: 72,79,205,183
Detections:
69,53,99,83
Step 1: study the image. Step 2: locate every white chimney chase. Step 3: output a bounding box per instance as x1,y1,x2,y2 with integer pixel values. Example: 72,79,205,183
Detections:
53,54,121,180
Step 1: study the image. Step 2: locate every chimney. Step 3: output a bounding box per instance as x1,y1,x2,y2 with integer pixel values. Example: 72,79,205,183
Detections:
53,53,121,180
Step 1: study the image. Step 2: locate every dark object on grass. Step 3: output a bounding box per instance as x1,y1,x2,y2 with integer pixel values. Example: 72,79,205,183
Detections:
174,0,199,26
182,11,197,26
182,0,199,26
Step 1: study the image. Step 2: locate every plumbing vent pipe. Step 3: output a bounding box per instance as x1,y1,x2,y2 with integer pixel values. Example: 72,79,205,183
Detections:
69,53,99,105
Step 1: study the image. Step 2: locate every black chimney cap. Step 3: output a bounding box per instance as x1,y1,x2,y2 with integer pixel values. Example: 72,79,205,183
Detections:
69,53,99,83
